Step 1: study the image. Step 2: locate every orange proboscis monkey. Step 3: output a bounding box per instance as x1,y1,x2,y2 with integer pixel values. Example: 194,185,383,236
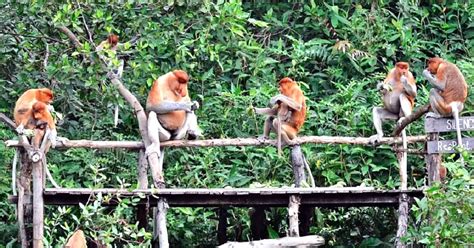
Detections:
97,34,124,127
369,62,417,144
14,88,57,149
255,77,306,154
145,70,202,160
423,57,468,166
65,229,87,248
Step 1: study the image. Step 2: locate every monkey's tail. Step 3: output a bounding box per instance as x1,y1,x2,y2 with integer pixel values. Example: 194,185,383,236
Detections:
277,116,282,156
302,155,316,188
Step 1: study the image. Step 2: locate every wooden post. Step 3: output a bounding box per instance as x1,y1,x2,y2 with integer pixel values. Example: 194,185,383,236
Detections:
291,145,314,235
18,150,32,248
32,149,45,248
155,198,169,248
395,193,409,248
288,195,300,237
137,149,148,230
250,207,268,240
218,207,228,245
395,128,409,247
426,133,441,185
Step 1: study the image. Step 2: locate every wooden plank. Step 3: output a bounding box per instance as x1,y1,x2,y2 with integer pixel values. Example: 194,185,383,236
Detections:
427,138,474,154
424,116,474,133
10,188,424,208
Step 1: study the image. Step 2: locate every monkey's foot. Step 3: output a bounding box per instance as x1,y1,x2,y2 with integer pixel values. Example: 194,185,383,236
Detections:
426,112,442,119
187,128,203,140
257,135,268,143
368,134,383,146
15,124,25,135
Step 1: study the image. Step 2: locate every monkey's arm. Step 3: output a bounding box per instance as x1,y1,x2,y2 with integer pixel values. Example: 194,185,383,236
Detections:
255,105,278,116
147,101,199,114
269,95,302,111
401,75,417,97
423,69,446,91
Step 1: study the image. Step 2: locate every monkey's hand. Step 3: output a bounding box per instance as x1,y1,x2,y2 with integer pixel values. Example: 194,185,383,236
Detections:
15,124,25,135
48,129,58,148
422,69,437,83
190,101,200,111
254,107,277,116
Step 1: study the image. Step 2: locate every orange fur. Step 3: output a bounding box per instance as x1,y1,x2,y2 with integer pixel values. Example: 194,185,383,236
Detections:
107,34,119,47
278,77,306,135
427,57,467,109
65,229,87,248
384,62,416,107
146,70,191,131
14,88,54,129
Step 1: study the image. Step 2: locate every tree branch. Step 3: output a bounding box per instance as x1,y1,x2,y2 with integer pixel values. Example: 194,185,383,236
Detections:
0,113,16,130
393,104,430,136
57,26,83,48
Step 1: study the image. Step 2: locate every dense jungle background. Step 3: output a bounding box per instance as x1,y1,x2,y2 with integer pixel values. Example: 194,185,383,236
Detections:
0,1,473,247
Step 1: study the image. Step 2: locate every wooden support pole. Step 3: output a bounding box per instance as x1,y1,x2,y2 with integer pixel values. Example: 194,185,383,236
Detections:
250,207,268,240
137,149,148,230
154,198,169,248
395,193,409,248
218,207,229,245
291,145,314,235
32,150,45,248
426,133,441,185
288,195,300,237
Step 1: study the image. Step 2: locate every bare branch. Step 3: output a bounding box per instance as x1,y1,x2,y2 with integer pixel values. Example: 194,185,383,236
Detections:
43,41,49,72
0,31,66,44
5,135,427,149
75,0,94,47
0,113,16,130
57,26,83,48
393,104,430,136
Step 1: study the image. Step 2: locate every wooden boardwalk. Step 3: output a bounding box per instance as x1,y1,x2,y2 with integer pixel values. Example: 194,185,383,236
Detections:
10,187,424,207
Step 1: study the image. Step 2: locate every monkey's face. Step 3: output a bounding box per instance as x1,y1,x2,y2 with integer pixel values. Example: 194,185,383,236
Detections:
172,81,188,97
427,59,442,74
395,62,409,76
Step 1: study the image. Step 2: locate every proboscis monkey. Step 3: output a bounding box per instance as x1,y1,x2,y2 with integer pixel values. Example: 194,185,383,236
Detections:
65,229,87,248
423,57,468,165
369,62,417,189
97,34,124,127
369,62,417,144
146,70,201,158
14,88,57,148
255,77,306,154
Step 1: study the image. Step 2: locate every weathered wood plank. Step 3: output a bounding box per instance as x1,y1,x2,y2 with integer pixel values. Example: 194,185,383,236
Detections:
425,116,474,133
9,187,424,208
218,235,325,247
427,138,474,154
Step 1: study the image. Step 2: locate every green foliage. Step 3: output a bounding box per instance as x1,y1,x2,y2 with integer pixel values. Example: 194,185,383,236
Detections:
0,0,472,247
406,161,474,246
